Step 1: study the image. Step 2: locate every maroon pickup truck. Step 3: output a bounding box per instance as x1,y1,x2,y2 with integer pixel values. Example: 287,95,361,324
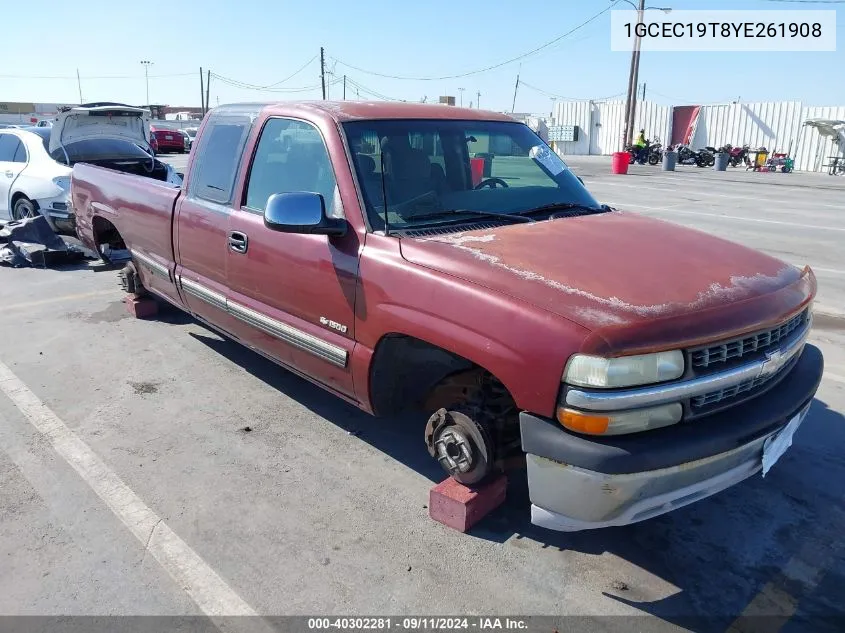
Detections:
72,102,823,531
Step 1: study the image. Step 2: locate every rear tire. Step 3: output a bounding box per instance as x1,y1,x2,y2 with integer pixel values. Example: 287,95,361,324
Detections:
648,154,659,166
12,196,38,221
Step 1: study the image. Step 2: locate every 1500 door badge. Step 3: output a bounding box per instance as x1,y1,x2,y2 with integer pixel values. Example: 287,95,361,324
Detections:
320,317,348,334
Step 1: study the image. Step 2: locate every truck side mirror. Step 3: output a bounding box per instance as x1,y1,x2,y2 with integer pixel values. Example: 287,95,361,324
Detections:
264,192,347,237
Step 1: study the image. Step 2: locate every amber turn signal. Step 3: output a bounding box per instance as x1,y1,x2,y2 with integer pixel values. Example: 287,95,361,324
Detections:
557,408,610,435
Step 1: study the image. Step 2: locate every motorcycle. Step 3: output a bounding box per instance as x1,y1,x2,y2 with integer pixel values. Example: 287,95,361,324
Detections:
728,144,750,167
699,146,718,167
647,137,663,166
674,144,708,167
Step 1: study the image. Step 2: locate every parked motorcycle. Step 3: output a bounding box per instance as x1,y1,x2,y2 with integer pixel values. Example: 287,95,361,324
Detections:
647,137,663,166
699,146,718,167
728,144,750,167
674,144,708,167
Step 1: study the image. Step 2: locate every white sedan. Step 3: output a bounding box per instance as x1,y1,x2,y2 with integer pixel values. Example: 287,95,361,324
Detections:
0,104,181,234
0,127,74,231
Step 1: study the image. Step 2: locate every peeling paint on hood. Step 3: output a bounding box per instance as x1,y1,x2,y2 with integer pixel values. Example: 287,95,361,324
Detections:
399,212,803,331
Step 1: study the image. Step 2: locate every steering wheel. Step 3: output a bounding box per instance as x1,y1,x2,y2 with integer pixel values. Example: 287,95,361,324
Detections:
474,178,509,190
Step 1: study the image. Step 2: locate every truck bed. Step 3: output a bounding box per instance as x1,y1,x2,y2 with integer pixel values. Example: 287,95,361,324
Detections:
72,162,181,270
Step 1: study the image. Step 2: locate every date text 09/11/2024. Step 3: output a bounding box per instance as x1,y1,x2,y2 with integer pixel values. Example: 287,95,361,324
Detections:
307,617,529,630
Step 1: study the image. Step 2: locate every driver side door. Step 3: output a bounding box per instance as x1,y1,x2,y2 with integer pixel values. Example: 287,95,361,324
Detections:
225,117,360,399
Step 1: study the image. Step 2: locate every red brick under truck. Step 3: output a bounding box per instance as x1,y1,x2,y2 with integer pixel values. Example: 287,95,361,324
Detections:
71,102,823,531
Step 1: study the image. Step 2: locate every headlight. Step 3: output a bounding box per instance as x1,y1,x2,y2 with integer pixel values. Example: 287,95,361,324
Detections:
563,350,684,389
52,176,71,191
557,403,683,436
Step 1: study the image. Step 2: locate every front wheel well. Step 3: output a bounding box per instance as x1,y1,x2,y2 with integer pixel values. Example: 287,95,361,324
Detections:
369,333,523,469
11,192,35,208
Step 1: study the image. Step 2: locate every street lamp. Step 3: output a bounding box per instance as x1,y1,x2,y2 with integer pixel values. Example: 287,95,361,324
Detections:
617,0,671,147
458,87,465,107
140,60,153,107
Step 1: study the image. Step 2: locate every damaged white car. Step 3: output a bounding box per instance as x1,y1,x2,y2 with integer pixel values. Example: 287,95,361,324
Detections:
0,103,181,234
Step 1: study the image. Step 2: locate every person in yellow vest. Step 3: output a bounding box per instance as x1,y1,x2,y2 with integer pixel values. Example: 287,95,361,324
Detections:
633,129,648,163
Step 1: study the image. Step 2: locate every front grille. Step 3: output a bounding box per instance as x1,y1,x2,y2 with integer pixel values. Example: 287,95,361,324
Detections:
690,355,798,409
689,309,808,371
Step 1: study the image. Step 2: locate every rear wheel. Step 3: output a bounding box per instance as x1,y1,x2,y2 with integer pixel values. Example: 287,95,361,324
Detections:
12,196,38,221
648,153,659,166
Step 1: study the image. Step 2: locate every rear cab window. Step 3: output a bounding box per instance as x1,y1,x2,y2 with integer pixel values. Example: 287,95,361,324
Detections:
189,113,253,204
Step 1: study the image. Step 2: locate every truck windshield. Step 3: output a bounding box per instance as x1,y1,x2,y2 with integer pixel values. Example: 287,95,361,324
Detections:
343,119,599,231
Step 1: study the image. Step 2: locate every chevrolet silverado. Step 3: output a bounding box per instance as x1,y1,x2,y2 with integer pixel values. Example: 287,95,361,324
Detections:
72,101,824,531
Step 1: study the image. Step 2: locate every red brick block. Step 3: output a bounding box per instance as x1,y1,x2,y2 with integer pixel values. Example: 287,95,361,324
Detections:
429,473,507,533
124,296,158,319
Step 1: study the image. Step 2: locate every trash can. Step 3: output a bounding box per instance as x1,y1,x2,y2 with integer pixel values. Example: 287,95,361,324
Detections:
475,152,494,178
611,152,630,174
714,151,730,171
662,151,678,171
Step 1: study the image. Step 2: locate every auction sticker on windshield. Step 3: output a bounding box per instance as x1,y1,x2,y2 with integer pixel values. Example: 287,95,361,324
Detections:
529,145,568,176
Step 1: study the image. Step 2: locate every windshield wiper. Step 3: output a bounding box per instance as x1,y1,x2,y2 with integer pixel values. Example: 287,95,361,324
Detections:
518,202,607,216
408,209,534,224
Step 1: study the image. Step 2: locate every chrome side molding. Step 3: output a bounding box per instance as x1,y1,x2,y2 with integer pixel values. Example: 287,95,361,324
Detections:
130,249,172,281
177,275,347,368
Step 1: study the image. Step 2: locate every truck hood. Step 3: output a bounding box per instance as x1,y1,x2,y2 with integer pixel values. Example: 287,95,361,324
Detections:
50,104,151,154
398,211,805,331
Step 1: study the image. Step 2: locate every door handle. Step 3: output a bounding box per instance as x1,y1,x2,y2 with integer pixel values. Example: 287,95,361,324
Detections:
228,231,248,254
4,171,13,178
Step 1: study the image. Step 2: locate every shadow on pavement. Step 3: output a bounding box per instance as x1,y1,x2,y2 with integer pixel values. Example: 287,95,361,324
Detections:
187,325,844,632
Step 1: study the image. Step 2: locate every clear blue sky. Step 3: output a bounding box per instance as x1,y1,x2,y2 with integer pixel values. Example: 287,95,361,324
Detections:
2,0,842,113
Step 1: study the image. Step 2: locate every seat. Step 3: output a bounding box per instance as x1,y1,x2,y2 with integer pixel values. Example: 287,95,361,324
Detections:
381,136,436,203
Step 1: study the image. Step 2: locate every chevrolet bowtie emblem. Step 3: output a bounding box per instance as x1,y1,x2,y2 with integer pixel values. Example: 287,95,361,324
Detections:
759,347,789,378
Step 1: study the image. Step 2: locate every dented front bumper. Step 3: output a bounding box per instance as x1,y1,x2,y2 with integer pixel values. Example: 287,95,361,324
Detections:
520,344,823,531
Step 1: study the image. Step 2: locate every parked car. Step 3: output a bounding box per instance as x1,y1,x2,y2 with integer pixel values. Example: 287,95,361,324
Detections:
183,127,198,150
149,126,186,153
73,102,822,532
177,129,191,152
0,103,180,233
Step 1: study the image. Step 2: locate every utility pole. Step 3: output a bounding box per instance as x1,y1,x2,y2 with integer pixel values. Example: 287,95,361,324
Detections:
343,75,346,100
641,82,647,101
76,68,83,103
199,67,205,114
476,91,481,109
320,47,326,100
140,60,152,106
458,87,465,107
511,72,520,113
206,70,211,114
622,0,644,147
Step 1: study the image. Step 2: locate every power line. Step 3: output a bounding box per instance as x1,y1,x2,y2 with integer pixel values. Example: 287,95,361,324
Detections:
0,72,195,80
210,56,319,91
210,72,338,93
756,0,845,3
520,81,625,102
344,77,403,101
328,3,618,81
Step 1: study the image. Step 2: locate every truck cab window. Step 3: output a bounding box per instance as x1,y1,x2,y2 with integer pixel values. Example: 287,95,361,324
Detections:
244,118,339,215
191,119,251,204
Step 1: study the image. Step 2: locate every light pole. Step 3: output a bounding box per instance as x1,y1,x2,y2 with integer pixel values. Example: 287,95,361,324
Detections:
617,1,670,147
458,87,465,107
140,60,152,106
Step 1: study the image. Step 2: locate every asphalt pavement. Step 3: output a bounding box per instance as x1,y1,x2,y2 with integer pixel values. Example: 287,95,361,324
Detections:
0,154,843,631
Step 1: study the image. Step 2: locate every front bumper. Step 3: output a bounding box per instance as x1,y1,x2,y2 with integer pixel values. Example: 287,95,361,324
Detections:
520,344,824,531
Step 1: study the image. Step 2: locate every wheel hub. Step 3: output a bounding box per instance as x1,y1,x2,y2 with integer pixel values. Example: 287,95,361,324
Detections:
425,409,492,485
